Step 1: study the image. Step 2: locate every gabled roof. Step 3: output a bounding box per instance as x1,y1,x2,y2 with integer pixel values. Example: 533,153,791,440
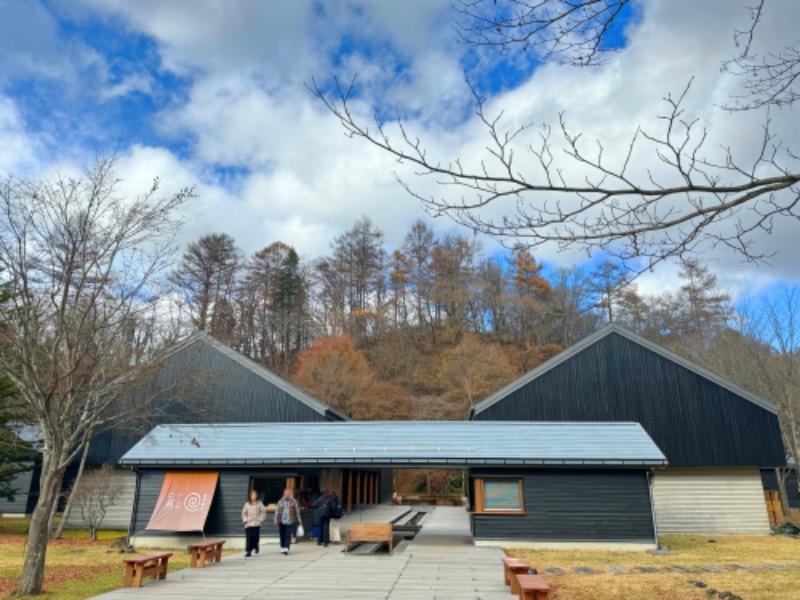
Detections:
120,421,667,467
471,323,777,417
175,332,349,421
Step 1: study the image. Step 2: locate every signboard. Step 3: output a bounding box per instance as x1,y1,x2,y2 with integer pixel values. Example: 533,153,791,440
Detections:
146,471,219,532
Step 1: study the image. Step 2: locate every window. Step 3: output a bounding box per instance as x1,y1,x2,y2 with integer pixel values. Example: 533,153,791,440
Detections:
250,476,295,508
472,477,525,514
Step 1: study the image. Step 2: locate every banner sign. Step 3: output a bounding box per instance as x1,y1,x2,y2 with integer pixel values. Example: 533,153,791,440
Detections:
145,471,219,531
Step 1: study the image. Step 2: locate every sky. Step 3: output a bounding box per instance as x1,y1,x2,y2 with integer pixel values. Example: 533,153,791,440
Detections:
1,0,798,300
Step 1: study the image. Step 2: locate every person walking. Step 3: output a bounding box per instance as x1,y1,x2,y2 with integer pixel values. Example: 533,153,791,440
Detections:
328,490,344,544
314,490,332,547
310,490,322,541
274,487,302,555
241,489,265,558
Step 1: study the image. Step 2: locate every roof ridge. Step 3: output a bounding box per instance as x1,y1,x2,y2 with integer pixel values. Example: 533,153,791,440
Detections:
470,323,777,416
171,331,349,420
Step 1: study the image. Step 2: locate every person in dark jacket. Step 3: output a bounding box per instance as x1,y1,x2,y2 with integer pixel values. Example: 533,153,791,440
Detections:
310,490,322,540
328,491,344,544
274,488,302,555
312,490,331,547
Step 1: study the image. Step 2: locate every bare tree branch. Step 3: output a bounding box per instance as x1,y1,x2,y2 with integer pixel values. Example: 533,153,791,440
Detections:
453,0,631,66
312,77,800,272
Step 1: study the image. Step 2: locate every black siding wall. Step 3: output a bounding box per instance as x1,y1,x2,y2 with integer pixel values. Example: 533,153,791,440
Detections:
131,469,313,538
474,333,785,467
472,469,655,543
380,468,394,503
90,338,332,465
0,468,34,514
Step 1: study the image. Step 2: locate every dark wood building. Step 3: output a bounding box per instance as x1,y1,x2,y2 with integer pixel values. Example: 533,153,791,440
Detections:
121,421,666,549
471,324,787,534
0,332,347,527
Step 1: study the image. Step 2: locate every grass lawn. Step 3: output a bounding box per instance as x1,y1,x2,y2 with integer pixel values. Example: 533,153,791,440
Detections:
0,518,195,599
509,535,800,600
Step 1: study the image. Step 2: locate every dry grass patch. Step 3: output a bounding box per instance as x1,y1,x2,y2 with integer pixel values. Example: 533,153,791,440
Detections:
508,535,800,600
0,518,199,598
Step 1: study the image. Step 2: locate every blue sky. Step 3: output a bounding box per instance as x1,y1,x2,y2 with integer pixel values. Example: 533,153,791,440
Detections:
0,0,798,300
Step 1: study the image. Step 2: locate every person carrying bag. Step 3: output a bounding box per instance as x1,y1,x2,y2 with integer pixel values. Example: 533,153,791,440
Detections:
274,487,302,555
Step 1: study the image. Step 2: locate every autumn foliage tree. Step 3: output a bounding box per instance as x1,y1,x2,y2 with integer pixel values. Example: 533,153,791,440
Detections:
292,335,414,420
439,334,518,415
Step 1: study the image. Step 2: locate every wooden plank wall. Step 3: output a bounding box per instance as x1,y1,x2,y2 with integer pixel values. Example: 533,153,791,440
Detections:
652,468,771,534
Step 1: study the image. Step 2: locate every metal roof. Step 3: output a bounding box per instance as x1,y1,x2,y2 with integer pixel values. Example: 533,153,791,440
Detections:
120,421,667,467
470,323,777,417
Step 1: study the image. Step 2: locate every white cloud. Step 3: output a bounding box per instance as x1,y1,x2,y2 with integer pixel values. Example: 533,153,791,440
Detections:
100,73,153,100
0,0,106,91
5,0,800,296
0,96,41,175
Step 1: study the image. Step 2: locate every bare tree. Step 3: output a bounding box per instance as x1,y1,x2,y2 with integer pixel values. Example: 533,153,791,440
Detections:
723,0,800,110
313,1,800,273
454,0,631,66
70,464,124,541
456,0,800,108
172,233,242,338
315,77,799,272
586,259,631,323
739,286,800,497
0,156,193,595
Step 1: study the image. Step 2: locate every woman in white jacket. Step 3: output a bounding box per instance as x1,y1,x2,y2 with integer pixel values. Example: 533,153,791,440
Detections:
242,489,266,557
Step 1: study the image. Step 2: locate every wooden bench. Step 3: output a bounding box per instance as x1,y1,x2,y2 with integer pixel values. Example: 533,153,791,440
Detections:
122,552,173,588
503,557,531,594
346,523,394,555
515,573,551,600
188,539,225,568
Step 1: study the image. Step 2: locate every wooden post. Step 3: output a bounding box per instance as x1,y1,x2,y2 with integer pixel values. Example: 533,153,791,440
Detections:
374,473,380,504
347,470,353,513
356,471,362,506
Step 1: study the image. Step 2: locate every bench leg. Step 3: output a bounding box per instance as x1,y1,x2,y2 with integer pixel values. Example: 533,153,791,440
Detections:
133,564,144,588
198,548,207,568
123,565,134,588
159,557,169,580
190,549,198,568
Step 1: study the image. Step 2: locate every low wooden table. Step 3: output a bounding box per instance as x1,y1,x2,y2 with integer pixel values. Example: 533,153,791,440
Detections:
189,539,225,568
503,557,531,593
346,523,394,555
515,573,551,600
122,552,173,588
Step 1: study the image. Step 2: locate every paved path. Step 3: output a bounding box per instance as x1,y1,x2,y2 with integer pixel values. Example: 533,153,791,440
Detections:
93,507,509,600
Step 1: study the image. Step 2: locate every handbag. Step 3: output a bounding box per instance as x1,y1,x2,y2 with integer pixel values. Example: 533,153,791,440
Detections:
296,524,305,538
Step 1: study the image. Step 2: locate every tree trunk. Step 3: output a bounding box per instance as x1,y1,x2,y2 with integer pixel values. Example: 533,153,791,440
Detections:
52,442,91,539
18,464,66,595
46,492,60,539
776,467,792,518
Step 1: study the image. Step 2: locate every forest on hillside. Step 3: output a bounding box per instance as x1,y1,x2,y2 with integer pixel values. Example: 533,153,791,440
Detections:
157,215,794,423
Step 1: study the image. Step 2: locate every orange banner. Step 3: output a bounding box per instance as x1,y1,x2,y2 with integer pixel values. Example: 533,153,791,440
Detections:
146,472,219,532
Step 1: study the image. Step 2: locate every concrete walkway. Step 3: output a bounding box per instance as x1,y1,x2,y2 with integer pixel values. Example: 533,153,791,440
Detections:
93,507,509,600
